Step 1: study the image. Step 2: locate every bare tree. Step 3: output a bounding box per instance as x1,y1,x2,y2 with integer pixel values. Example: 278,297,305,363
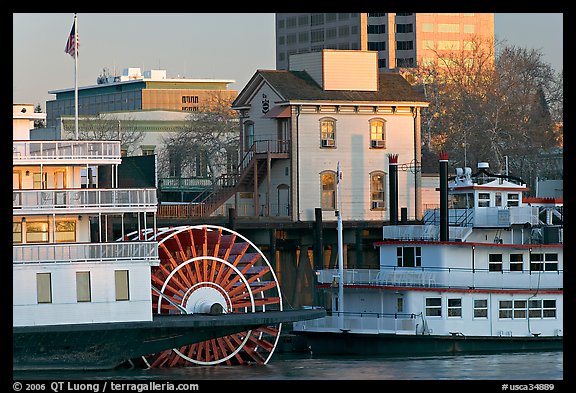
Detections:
405,37,563,188
158,93,239,187
64,114,145,155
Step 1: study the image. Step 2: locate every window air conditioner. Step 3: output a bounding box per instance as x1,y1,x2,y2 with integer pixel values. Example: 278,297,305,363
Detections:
321,139,335,147
371,140,385,148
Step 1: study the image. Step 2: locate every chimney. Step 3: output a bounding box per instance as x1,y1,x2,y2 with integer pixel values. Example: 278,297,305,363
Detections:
388,154,399,225
439,152,449,241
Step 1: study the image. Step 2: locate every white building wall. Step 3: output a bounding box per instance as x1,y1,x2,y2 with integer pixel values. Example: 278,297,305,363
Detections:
296,110,416,222
249,84,285,143
13,262,153,326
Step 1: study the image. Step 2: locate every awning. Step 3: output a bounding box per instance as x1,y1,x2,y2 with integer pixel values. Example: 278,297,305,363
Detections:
262,106,291,119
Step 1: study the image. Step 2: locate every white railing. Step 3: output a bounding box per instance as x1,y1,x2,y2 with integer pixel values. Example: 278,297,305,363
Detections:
13,242,159,265
317,267,563,291
424,206,539,228
13,188,157,214
293,312,420,334
13,140,121,162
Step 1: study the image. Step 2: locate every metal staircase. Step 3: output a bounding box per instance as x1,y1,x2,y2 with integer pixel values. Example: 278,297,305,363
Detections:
190,140,290,217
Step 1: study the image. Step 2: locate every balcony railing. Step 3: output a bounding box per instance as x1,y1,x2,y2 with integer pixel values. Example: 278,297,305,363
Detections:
13,241,159,265
423,206,539,228
317,267,563,291
13,140,121,164
293,311,421,334
159,177,212,192
13,188,157,215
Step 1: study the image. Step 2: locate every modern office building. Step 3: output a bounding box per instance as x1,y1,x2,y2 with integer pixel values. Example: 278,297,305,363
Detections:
45,67,237,128
275,13,494,71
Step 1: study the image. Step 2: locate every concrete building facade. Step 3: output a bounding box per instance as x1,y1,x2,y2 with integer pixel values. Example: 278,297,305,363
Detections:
275,13,494,71
45,67,237,128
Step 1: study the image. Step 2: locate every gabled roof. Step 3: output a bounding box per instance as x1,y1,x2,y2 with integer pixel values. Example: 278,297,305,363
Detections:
232,69,428,108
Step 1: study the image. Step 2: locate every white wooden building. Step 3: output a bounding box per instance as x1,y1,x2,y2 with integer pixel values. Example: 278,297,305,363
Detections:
228,50,429,222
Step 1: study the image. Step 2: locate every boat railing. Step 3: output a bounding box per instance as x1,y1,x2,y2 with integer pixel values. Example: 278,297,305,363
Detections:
13,241,160,265
13,188,157,214
293,311,420,334
317,266,563,291
13,140,121,163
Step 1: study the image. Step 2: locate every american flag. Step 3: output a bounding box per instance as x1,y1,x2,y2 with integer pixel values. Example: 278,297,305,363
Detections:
64,18,78,58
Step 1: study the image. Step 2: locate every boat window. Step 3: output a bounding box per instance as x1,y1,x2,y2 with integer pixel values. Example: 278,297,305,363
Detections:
447,298,462,317
26,221,49,243
488,253,503,271
473,299,488,318
509,253,523,271
425,297,441,317
76,271,91,302
36,273,52,304
13,222,22,244
529,300,543,318
498,300,513,319
478,192,490,207
513,300,527,319
115,270,130,301
33,172,48,190
396,246,421,267
449,193,473,209
544,254,558,271
495,192,502,207
542,300,557,318
529,253,544,271
56,220,76,243
507,193,519,207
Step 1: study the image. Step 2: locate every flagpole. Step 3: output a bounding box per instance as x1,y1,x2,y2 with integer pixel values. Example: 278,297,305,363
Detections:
336,161,344,330
74,13,78,140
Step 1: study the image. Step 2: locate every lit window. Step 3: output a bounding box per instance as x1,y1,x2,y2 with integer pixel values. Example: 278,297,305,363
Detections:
56,220,76,243
370,171,385,210
321,171,337,210
13,222,22,243
369,119,385,148
26,221,49,243
320,118,336,148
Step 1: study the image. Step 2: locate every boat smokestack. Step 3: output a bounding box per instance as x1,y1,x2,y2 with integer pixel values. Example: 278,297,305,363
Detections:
439,152,449,241
388,154,399,225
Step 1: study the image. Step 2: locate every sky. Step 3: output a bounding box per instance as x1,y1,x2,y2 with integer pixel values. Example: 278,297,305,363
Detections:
13,13,563,108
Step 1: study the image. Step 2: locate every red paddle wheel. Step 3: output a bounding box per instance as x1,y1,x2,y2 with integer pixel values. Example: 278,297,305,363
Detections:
123,224,283,367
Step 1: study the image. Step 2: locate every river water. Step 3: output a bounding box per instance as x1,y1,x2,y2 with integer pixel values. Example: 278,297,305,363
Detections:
13,351,563,383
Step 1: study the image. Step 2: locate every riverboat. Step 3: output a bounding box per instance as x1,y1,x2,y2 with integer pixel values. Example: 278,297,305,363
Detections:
12,104,324,370
292,153,562,356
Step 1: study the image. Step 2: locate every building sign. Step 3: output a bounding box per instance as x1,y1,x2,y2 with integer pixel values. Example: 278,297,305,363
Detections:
262,94,269,114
